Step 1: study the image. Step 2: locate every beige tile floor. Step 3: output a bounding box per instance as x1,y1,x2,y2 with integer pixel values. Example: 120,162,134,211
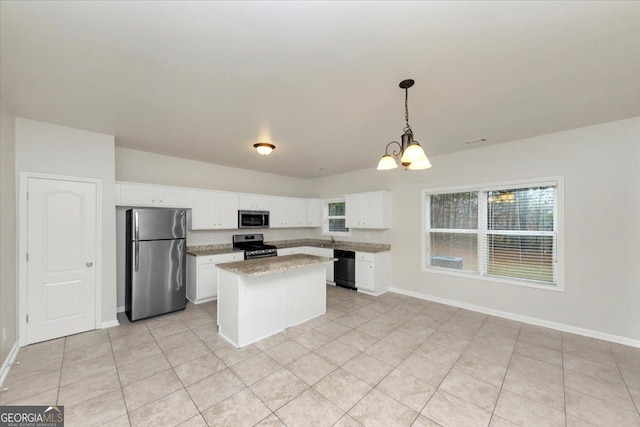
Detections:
2,285,640,426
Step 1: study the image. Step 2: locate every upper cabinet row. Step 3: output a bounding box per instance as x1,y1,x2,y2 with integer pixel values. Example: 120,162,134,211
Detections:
115,182,321,230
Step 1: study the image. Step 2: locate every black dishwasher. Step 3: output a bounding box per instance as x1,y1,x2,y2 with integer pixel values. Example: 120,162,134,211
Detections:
334,250,356,290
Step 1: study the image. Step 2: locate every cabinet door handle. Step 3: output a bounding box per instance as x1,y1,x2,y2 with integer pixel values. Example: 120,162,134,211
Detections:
86,262,93,267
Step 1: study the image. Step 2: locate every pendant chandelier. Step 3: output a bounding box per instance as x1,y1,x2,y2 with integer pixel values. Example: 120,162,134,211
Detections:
377,79,432,171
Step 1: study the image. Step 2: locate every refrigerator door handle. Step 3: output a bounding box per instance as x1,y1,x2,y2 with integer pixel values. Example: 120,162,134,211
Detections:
134,211,139,241
134,242,140,272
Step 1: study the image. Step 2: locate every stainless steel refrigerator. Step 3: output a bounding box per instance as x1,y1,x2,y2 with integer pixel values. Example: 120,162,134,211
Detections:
125,208,187,321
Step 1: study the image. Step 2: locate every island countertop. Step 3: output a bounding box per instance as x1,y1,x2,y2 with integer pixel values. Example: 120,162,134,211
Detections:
217,254,337,277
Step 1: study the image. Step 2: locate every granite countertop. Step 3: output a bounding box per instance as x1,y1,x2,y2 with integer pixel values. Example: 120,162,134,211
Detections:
217,254,337,277
271,239,391,253
187,239,390,256
186,245,240,256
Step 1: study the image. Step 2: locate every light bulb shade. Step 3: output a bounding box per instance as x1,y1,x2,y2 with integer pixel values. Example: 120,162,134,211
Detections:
254,142,275,155
376,154,398,170
400,142,426,163
407,152,432,170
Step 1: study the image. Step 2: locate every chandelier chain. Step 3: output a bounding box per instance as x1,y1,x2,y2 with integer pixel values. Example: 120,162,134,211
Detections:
403,88,413,135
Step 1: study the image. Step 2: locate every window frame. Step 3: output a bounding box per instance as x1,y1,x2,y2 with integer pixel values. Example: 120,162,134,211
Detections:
422,176,565,292
322,198,351,236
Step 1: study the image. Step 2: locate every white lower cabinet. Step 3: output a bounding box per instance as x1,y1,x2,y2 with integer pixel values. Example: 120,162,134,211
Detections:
187,252,244,304
356,259,374,292
304,247,335,283
355,251,391,295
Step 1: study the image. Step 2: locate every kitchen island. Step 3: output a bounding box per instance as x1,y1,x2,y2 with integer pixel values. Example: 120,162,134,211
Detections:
216,254,336,347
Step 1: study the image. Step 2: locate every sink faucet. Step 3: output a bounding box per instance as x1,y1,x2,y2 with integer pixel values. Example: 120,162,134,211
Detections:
331,237,336,247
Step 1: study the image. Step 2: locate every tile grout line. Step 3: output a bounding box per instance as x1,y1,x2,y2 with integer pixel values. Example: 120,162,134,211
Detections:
108,321,138,426
325,301,464,425
417,310,493,425
610,349,640,417
319,302,417,425
113,309,214,423
486,320,522,426
366,304,444,426
177,304,313,422
274,294,418,424
55,337,66,406
151,310,228,422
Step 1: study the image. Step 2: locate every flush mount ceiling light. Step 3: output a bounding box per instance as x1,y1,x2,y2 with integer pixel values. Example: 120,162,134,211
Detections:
377,79,432,171
253,142,275,155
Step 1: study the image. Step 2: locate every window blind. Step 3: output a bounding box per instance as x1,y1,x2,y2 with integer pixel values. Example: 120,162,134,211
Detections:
428,192,478,272
483,186,557,284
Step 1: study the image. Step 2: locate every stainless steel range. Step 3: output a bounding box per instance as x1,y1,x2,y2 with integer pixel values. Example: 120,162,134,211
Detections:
233,233,277,260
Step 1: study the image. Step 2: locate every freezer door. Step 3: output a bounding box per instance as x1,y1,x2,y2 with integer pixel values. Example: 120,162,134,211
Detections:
128,239,186,321
129,208,186,241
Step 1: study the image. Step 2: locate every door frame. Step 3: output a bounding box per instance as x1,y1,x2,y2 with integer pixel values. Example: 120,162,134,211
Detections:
18,172,103,346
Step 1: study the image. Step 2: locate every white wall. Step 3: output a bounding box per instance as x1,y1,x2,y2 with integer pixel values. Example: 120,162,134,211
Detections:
0,101,17,367
309,117,640,343
116,147,312,196
15,118,117,327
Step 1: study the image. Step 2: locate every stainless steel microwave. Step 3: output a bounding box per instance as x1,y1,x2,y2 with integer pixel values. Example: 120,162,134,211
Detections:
238,210,270,229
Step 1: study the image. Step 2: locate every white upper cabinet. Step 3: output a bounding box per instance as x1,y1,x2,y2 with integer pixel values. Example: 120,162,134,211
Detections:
306,198,322,227
116,182,321,229
157,187,194,208
345,191,392,229
117,183,193,208
270,196,308,228
192,191,239,230
118,184,158,206
239,194,269,211
268,196,286,228
288,198,307,227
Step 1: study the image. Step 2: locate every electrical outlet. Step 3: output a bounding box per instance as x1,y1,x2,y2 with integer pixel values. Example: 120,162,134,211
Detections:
2,327,6,343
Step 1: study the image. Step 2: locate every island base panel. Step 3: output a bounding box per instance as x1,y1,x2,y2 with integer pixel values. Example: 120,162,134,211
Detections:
218,265,328,347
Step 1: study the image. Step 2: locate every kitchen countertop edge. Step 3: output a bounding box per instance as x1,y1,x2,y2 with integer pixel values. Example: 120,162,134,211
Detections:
217,254,337,277
187,239,391,256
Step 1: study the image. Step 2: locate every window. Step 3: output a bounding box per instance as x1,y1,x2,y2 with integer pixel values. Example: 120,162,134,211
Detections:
323,199,350,235
423,178,563,289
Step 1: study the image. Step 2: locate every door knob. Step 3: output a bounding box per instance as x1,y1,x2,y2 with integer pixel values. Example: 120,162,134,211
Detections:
86,262,93,267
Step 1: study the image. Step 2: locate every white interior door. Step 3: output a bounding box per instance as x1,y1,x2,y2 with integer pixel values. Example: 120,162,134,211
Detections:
27,178,98,344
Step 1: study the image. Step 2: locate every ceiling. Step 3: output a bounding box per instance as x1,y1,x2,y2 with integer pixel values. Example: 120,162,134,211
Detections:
2,1,639,178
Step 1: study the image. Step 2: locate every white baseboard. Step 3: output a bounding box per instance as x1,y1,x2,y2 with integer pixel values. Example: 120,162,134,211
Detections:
389,287,640,349
0,342,20,387
100,319,120,329
117,305,125,313
358,288,388,297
